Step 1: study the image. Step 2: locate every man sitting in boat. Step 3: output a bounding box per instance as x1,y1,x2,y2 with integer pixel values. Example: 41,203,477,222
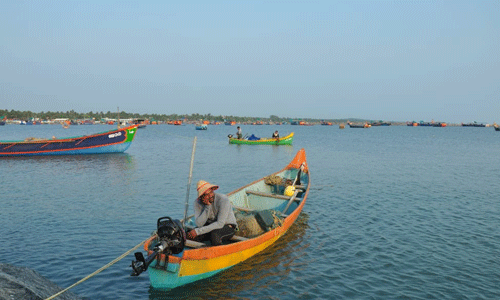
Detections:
186,180,238,246
272,130,279,138
236,126,243,139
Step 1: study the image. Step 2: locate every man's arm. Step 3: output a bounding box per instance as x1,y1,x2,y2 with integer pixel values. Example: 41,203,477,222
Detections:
195,195,232,235
194,200,210,228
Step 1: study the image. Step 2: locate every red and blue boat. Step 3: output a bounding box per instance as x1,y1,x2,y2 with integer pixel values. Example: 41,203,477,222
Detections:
0,125,138,157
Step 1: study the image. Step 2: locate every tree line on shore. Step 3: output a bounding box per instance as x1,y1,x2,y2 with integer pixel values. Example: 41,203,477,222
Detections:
0,109,371,124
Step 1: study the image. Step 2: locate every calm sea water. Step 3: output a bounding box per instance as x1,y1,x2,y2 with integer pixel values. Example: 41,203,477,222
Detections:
1,124,500,300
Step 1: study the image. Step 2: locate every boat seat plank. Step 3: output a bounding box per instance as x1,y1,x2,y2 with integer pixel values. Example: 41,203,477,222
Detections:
185,234,249,248
246,190,302,202
185,240,206,248
231,235,249,242
234,206,254,212
246,190,290,200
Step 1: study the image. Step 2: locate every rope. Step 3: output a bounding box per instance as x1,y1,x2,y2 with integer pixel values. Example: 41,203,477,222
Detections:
45,238,147,300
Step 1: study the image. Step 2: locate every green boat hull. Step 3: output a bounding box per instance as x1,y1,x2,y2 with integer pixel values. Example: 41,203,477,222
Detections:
229,132,293,145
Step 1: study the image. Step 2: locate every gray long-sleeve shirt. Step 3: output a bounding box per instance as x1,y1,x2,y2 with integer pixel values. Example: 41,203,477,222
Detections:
193,192,237,236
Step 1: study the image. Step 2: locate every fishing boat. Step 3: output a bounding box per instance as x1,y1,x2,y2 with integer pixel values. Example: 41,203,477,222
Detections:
370,121,391,126
195,124,208,130
227,132,294,145
347,122,370,128
494,123,500,131
0,125,138,157
130,149,310,289
462,122,486,127
133,119,147,128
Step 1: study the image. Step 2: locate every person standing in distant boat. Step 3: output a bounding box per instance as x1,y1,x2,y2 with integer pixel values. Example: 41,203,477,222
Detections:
272,130,279,138
236,126,243,139
186,180,237,246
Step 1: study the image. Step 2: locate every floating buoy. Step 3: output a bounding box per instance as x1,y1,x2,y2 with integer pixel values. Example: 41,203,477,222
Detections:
284,185,296,197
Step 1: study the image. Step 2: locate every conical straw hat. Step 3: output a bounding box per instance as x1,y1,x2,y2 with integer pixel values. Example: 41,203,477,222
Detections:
197,180,219,198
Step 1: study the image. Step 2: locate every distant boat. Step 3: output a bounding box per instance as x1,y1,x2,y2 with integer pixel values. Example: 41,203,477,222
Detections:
195,124,208,130
347,122,370,128
494,123,500,131
370,121,391,126
462,122,486,127
228,132,294,145
0,125,138,157
133,119,147,128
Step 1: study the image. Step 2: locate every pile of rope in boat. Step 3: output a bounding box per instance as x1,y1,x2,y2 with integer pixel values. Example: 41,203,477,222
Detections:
44,238,148,300
271,210,285,228
264,175,293,187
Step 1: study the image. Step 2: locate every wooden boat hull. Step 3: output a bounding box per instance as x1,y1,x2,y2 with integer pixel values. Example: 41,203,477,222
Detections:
143,148,309,289
228,132,294,145
0,125,138,156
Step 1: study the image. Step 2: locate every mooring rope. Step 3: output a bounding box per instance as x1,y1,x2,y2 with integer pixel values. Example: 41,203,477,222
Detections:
45,238,148,300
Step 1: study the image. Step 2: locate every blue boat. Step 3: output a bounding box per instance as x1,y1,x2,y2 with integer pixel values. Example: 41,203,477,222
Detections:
195,124,208,130
0,125,138,157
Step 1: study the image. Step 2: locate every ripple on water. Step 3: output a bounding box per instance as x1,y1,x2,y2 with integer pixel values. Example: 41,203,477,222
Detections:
2,125,500,299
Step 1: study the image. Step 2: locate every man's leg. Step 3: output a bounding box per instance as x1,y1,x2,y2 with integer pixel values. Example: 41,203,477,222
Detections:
210,224,236,246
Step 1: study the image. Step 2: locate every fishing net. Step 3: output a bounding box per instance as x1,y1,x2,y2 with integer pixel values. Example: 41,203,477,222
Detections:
264,175,293,186
234,211,264,237
234,209,284,238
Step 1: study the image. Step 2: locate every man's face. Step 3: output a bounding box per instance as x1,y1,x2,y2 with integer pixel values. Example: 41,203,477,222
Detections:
200,189,215,205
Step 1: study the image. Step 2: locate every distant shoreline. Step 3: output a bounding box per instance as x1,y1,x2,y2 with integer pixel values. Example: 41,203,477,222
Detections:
0,109,491,126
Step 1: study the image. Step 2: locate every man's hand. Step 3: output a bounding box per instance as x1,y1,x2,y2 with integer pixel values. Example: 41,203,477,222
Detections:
187,229,198,240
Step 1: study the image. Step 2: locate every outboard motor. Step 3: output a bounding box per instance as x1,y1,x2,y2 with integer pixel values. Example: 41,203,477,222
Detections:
131,217,186,276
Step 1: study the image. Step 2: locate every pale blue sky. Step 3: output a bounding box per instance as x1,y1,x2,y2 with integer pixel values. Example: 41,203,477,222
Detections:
1,0,499,123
